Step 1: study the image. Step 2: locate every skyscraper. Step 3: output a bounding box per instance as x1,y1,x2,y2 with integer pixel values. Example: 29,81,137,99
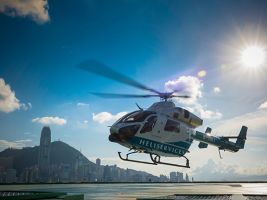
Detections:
170,171,177,182
96,158,101,166
177,172,183,182
95,158,101,182
185,173,189,182
38,126,51,182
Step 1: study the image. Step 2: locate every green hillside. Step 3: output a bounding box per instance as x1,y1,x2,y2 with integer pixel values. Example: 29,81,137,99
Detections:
0,141,93,174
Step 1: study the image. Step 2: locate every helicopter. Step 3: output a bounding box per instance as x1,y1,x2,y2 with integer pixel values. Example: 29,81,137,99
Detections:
79,60,248,168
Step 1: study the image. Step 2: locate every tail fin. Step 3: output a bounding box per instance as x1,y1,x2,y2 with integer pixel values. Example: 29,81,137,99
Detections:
235,126,247,149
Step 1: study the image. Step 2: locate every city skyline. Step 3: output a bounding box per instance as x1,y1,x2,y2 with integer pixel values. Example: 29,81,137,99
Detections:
0,126,191,183
1,0,267,180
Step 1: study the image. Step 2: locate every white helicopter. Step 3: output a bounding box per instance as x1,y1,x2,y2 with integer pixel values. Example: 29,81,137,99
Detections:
79,60,248,168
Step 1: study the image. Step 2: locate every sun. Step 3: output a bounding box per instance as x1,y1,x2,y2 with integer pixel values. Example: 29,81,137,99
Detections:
240,45,266,68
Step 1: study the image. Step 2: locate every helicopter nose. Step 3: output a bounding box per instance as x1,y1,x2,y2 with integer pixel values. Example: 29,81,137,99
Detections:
109,133,121,142
109,125,122,142
118,125,140,138
109,124,140,143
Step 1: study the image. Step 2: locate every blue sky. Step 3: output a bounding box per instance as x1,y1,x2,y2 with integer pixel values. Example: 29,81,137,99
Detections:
1,0,267,180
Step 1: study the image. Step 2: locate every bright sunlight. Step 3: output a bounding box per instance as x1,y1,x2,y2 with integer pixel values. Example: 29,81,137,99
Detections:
240,45,266,68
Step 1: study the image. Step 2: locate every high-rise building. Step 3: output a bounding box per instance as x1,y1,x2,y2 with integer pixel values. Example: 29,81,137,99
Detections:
185,173,189,182
177,172,183,182
96,158,101,166
159,174,168,182
103,165,111,181
170,171,184,182
38,126,51,182
6,168,17,183
170,171,177,182
94,158,101,182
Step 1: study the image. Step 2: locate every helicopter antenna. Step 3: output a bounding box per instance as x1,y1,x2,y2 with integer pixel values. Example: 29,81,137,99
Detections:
78,59,190,101
135,103,143,110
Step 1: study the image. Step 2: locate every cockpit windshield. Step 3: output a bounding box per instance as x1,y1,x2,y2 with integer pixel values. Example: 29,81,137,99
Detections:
119,111,156,123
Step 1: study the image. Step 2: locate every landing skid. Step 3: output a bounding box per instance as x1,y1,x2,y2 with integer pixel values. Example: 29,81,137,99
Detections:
150,154,190,168
118,151,157,165
118,151,190,168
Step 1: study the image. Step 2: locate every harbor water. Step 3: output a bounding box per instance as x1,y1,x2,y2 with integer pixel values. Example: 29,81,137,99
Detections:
1,183,267,200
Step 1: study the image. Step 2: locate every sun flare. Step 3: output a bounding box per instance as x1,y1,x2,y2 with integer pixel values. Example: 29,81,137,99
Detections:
240,45,266,68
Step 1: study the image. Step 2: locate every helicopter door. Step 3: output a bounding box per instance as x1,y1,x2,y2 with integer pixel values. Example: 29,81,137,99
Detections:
163,119,183,141
139,115,158,134
150,114,166,139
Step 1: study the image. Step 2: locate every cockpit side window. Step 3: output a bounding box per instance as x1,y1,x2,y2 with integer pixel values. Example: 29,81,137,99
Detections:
164,119,180,133
173,112,179,118
184,110,190,119
140,116,157,134
121,111,155,123
114,111,135,124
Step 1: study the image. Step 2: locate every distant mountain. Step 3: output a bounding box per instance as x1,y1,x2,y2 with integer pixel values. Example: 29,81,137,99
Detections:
0,141,161,182
0,141,93,175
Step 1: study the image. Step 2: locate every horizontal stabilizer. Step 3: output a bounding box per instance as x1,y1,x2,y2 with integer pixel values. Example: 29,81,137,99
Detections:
222,136,238,139
198,142,208,148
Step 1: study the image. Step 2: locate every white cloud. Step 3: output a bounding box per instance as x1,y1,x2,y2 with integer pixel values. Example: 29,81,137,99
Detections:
192,159,239,181
77,102,90,107
0,78,32,113
20,102,32,110
164,75,222,120
0,139,32,151
165,75,203,104
187,103,222,120
213,87,221,93
192,159,267,181
0,78,21,113
93,112,128,124
74,120,90,130
0,0,49,24
258,101,267,109
14,139,32,143
32,116,67,125
213,109,267,135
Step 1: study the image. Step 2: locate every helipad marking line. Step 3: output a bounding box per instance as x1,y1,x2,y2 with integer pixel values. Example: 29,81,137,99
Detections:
231,194,247,200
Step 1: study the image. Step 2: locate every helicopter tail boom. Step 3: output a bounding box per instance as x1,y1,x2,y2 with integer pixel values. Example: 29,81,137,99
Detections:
193,126,248,153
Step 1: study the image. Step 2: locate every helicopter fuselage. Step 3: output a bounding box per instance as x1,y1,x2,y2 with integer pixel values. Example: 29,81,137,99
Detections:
109,101,199,157
109,101,247,158
110,111,193,157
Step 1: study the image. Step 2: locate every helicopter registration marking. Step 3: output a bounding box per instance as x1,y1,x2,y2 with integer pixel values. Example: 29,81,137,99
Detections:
131,137,186,156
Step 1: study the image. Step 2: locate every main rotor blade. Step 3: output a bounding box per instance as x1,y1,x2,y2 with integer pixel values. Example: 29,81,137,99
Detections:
171,95,191,98
79,60,160,94
90,92,159,98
